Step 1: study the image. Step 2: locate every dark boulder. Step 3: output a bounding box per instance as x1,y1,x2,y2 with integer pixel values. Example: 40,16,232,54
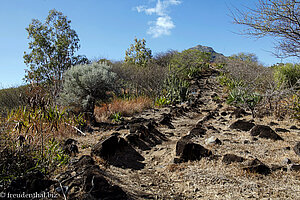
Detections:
290,125,299,130
73,155,95,169
82,166,128,199
91,134,145,170
126,124,167,151
250,125,283,141
159,113,175,129
63,138,79,156
243,158,271,175
189,127,207,137
229,120,255,131
176,136,212,163
222,154,244,164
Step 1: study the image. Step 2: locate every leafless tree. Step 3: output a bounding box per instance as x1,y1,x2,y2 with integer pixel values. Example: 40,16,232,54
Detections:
231,0,300,58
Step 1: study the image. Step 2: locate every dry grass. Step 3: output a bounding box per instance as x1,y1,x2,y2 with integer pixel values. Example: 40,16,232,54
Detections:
94,96,153,122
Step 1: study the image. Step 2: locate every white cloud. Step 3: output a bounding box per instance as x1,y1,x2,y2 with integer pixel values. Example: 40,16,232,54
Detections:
135,0,181,38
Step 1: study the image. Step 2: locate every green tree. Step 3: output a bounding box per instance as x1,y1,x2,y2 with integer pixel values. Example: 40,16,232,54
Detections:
231,0,300,58
24,9,83,102
125,37,152,67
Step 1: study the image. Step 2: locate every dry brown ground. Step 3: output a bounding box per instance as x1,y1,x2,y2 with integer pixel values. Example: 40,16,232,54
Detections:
70,69,300,200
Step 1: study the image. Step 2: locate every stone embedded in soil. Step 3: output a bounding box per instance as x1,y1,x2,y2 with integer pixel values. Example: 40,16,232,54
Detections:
275,128,290,132
176,136,212,163
243,158,271,175
229,120,255,131
231,108,249,118
91,134,145,170
250,125,283,141
269,122,279,126
73,155,95,169
80,165,128,199
159,113,175,129
126,124,167,150
271,164,287,172
282,158,292,165
63,138,79,156
290,125,299,130
222,154,244,164
293,142,300,157
189,127,207,137
290,164,300,171
205,136,222,145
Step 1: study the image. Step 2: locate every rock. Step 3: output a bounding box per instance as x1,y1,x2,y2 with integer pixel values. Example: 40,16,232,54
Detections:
243,140,250,144
63,138,79,156
82,166,128,199
282,158,292,165
126,124,167,150
222,154,244,164
275,128,290,132
243,158,271,175
91,135,120,159
290,125,299,130
189,127,207,137
220,111,228,116
205,136,222,145
176,136,212,162
269,122,279,126
229,120,255,131
250,125,283,141
73,155,95,169
293,142,300,157
271,164,287,172
284,146,291,151
92,134,145,170
290,164,300,171
160,113,175,129
231,108,249,118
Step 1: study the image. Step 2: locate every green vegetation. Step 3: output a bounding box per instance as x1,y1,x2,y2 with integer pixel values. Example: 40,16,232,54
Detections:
169,49,210,79
59,62,117,124
125,37,152,67
273,63,300,88
24,9,88,103
2,5,300,195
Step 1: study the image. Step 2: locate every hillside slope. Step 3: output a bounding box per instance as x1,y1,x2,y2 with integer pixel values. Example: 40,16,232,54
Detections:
49,66,300,199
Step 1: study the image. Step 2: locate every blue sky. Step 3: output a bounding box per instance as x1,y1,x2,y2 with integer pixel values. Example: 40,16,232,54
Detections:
0,0,296,87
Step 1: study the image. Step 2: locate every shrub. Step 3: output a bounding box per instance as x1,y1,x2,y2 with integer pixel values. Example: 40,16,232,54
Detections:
59,62,117,122
273,63,300,88
0,104,83,190
153,50,177,68
170,49,210,79
111,61,169,98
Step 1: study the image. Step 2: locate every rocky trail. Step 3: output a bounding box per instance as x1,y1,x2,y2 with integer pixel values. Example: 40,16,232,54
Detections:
51,67,300,199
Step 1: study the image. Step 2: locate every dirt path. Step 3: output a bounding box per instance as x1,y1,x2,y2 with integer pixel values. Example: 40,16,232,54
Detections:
59,67,300,199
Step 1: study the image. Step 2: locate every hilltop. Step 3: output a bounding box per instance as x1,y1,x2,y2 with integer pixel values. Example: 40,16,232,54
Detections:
189,45,226,62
